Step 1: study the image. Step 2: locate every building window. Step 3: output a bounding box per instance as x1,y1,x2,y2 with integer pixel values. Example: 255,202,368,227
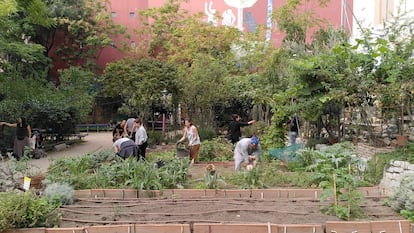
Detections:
111,12,117,18
375,0,394,25
130,12,135,18
130,41,136,48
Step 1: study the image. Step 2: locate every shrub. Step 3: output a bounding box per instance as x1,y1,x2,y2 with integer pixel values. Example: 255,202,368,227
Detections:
147,130,162,146
242,121,267,138
43,182,74,206
0,191,61,231
198,126,217,141
390,174,414,212
198,137,233,162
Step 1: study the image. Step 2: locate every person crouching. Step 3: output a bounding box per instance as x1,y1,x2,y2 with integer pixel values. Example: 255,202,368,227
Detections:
112,135,138,160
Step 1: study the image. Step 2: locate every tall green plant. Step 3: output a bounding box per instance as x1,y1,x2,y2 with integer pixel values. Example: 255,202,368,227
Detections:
304,142,366,220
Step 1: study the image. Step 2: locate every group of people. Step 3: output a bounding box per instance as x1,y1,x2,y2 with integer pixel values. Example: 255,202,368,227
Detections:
111,116,148,160
112,117,202,164
1,113,299,172
111,114,262,172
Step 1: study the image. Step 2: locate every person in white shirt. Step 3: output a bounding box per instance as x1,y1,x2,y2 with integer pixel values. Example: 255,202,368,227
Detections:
134,119,148,160
233,136,261,171
177,118,201,163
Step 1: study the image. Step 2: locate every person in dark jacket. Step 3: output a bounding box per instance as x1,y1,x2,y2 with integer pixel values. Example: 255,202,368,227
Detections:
1,117,31,159
227,114,256,144
288,115,300,145
112,120,126,138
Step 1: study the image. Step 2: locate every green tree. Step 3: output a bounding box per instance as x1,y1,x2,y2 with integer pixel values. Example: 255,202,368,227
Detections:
41,0,127,75
0,0,53,78
100,58,179,121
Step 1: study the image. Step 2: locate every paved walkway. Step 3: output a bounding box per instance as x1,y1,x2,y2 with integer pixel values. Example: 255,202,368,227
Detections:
30,132,113,172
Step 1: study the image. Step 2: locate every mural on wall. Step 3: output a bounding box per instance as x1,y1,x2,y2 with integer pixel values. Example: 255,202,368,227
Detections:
223,0,259,31
204,0,259,31
266,0,273,41
205,1,219,26
222,8,236,26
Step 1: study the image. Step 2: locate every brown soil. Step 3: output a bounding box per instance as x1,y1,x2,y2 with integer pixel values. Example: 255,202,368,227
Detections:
22,132,403,227
59,186,403,228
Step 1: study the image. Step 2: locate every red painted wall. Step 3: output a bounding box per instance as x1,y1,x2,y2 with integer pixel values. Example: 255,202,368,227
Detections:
50,0,353,76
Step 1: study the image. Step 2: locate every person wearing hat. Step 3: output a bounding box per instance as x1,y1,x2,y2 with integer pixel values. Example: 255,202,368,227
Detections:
233,136,261,171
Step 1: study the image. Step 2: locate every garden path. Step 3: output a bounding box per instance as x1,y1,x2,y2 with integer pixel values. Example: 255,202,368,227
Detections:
30,132,113,173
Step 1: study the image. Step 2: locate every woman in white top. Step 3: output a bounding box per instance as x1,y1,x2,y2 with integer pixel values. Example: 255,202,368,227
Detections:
177,118,201,163
134,119,148,160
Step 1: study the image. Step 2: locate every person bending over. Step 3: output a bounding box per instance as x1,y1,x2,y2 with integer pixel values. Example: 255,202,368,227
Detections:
112,135,138,160
233,136,261,171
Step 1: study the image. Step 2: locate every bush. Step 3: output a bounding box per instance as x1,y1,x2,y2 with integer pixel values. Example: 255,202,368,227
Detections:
198,126,217,141
0,191,61,231
390,174,414,212
147,130,162,146
198,137,233,162
242,121,267,138
44,182,74,206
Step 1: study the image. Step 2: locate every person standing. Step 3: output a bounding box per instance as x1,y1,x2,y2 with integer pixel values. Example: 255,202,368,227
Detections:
126,114,136,139
134,119,148,160
288,115,299,145
227,114,256,144
177,118,201,163
233,136,261,171
0,117,31,159
112,135,138,159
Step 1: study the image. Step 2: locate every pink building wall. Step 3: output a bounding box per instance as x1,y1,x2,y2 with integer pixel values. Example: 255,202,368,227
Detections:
53,0,354,74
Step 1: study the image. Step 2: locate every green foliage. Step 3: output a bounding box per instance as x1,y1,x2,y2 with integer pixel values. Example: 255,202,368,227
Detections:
365,143,414,185
198,137,233,162
197,125,216,141
0,0,17,16
0,191,61,231
43,182,74,206
200,164,226,189
48,0,126,70
147,130,162,146
46,149,190,190
232,167,265,189
260,161,315,187
401,210,414,223
100,58,180,120
242,121,267,139
58,67,96,120
390,174,414,213
0,74,90,140
301,142,366,220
